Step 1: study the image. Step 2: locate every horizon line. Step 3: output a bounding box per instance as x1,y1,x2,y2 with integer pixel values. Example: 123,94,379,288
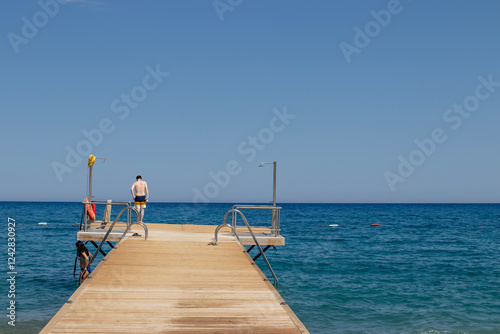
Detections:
0,201,498,205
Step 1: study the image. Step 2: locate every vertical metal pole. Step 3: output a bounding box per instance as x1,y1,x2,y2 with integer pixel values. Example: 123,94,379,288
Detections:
272,161,277,232
276,208,280,237
83,205,88,232
232,211,236,235
86,164,93,231
88,165,93,202
272,161,276,207
127,206,130,227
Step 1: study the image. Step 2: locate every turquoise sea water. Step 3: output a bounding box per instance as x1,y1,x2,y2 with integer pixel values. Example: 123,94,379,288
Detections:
0,202,499,333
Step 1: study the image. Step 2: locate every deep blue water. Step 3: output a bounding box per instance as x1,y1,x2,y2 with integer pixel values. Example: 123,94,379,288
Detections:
0,202,499,333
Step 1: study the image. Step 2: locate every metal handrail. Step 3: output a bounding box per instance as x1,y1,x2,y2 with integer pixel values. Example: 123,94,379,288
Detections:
120,208,149,242
231,205,281,237
81,200,132,232
214,209,279,288
87,206,148,269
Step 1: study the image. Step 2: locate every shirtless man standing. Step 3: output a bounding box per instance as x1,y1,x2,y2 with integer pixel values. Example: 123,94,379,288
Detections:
131,175,149,223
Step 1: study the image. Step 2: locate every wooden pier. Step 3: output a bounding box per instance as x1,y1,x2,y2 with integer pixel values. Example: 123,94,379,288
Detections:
41,223,308,333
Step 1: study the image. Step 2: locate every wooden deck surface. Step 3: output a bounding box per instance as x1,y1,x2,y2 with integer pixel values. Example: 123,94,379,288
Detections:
78,223,285,245
41,224,308,333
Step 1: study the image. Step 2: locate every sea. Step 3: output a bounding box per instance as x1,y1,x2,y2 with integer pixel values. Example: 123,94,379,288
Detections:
0,202,499,334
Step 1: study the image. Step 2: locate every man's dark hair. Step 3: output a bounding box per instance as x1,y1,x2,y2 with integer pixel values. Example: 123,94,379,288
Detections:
136,175,142,180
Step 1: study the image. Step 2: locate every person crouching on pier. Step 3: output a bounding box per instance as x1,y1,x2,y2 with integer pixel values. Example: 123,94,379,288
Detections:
76,241,92,284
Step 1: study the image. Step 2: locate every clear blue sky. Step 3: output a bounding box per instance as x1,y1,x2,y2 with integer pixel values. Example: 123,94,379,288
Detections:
1,0,500,203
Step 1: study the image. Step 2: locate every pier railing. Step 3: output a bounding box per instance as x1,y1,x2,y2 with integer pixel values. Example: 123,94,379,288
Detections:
81,200,133,232
214,209,279,288
87,205,148,269
81,200,148,269
231,205,281,237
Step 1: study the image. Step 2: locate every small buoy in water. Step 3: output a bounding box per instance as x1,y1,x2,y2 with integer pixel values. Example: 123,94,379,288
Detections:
329,224,339,227
371,224,380,227
38,222,48,225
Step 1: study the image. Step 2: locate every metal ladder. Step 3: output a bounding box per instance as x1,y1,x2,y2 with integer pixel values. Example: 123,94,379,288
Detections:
213,209,279,288
87,206,148,270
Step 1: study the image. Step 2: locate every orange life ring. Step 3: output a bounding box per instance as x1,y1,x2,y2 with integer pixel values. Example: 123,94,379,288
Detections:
84,198,96,221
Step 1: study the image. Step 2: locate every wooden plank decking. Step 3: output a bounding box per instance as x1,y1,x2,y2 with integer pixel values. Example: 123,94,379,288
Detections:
77,223,286,245
41,224,308,333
